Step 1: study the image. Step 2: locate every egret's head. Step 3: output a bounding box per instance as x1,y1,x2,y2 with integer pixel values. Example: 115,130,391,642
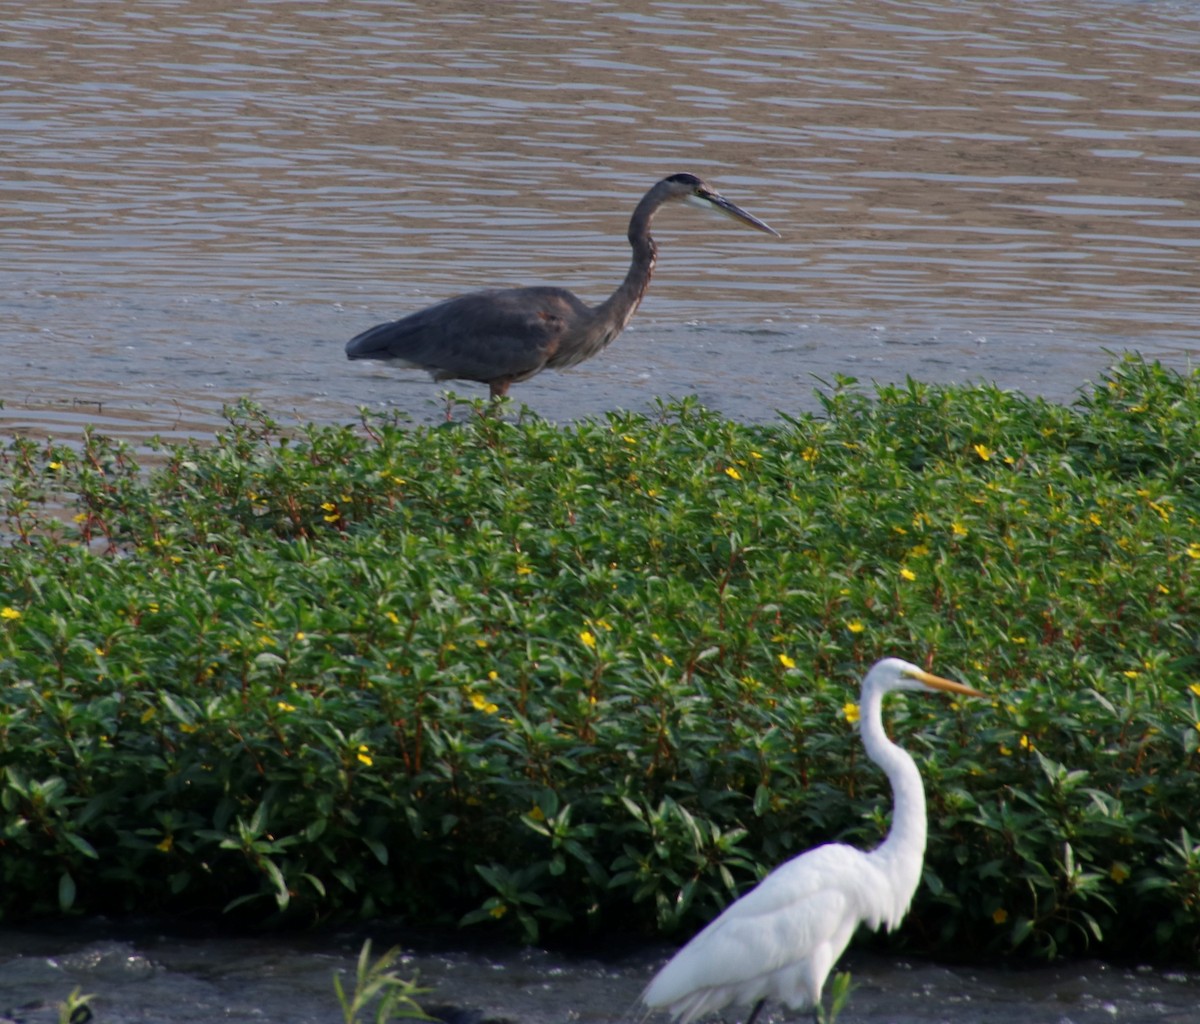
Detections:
866,657,985,698
661,172,780,237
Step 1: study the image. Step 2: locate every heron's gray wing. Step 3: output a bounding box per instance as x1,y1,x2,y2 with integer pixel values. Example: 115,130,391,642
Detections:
345,287,590,383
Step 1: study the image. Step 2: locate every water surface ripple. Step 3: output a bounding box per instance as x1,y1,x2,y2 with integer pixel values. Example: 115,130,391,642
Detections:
2,0,1198,434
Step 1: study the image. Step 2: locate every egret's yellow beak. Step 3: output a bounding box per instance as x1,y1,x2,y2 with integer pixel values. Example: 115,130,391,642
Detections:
906,667,986,699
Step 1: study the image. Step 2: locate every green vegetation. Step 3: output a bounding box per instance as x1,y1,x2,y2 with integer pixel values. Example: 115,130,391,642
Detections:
335,940,430,1024
1,355,1198,965
58,987,95,1024
818,971,853,1024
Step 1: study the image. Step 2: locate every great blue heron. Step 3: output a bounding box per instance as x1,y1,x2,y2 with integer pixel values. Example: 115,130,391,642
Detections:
344,173,778,398
642,658,986,1024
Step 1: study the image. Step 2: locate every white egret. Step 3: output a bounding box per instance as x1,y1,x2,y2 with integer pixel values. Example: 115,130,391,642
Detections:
641,657,984,1024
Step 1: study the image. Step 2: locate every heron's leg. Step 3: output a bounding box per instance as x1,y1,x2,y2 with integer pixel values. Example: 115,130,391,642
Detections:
489,379,512,399
744,999,766,1024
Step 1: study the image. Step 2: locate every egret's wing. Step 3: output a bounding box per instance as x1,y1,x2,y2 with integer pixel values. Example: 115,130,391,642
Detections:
345,287,589,382
643,844,880,1017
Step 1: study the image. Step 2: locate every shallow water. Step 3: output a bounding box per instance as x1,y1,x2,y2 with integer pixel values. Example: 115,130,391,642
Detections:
3,0,1199,439
1,923,1198,1024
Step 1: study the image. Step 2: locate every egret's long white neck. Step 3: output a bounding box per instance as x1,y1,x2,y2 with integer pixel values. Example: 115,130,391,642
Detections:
859,682,928,929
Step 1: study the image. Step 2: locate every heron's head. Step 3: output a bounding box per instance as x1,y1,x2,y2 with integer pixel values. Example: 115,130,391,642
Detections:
865,657,985,699
662,172,780,237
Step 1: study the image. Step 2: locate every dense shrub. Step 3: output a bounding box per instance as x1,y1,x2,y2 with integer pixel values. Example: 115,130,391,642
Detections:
1,354,1198,963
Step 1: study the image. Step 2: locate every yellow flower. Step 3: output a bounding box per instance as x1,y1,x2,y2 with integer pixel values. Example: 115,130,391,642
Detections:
385,611,400,625
998,744,1012,756
993,908,1008,924
847,620,865,634
516,565,533,575
1019,734,1035,751
489,904,508,919
320,501,337,512
1123,670,1140,679
1110,863,1130,884
0,607,21,621
951,521,968,538
488,670,500,681
475,638,489,648
1189,683,1200,697
842,702,861,724
580,630,596,649
661,654,675,666
1187,543,1200,560
356,745,373,767
277,701,296,712
973,444,993,461
528,805,546,822
156,835,174,853
801,447,818,463
295,632,306,641
778,653,796,669
48,461,63,471
622,434,637,444
179,722,199,734
899,567,917,582
725,466,742,481
469,692,499,714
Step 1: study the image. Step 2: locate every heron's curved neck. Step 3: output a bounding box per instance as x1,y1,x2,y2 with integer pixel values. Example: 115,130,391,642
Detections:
860,685,927,922
593,190,660,332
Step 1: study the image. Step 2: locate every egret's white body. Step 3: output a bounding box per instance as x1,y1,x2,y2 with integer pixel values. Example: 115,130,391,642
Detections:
641,658,984,1024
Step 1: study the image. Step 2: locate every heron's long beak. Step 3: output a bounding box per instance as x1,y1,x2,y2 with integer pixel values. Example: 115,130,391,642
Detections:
690,190,780,237
907,668,986,699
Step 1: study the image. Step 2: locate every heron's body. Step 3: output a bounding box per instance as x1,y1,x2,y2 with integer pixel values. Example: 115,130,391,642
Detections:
346,286,599,390
344,174,777,398
642,658,984,1024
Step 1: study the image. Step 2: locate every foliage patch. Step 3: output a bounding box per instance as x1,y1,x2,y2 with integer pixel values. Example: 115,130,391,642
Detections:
1,354,1198,963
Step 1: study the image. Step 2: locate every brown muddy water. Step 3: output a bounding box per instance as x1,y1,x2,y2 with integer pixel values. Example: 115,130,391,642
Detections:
3,0,1199,441
2,0,1200,1019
